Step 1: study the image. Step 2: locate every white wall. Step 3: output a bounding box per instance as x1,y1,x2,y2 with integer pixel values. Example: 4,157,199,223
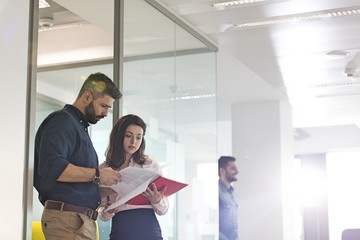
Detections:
231,100,296,240
0,0,31,239
216,49,283,104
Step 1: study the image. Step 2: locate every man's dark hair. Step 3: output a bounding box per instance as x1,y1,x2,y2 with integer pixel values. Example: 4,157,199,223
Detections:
218,156,236,176
77,72,122,100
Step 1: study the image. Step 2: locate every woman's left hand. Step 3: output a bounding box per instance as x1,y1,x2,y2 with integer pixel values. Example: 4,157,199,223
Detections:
142,183,167,204
99,187,118,207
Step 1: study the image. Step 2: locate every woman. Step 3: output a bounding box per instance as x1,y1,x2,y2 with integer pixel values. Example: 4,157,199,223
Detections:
98,114,169,240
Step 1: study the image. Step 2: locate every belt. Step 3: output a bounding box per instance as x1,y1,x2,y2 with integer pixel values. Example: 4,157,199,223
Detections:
44,200,98,221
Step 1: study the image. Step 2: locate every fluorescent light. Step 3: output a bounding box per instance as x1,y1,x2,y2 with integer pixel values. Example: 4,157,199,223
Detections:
39,0,50,9
173,94,215,101
212,0,265,8
144,94,216,104
326,50,350,59
38,22,90,32
233,8,360,29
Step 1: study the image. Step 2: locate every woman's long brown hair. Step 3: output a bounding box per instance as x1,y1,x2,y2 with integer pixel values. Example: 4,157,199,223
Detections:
105,114,147,169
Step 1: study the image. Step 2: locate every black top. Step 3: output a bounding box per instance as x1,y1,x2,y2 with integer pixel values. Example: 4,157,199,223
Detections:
34,104,100,210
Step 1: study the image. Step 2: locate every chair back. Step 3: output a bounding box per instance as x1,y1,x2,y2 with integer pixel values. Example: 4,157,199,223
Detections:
342,229,360,240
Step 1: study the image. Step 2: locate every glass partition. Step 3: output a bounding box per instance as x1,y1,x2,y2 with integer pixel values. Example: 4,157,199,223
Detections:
33,64,114,222
122,0,217,239
33,0,217,239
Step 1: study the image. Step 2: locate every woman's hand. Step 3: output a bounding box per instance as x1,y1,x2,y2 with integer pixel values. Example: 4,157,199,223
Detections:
97,206,116,221
99,187,118,207
142,183,167,204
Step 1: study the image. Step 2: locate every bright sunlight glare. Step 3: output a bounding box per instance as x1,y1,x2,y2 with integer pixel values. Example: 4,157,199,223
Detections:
327,152,360,240
293,159,326,208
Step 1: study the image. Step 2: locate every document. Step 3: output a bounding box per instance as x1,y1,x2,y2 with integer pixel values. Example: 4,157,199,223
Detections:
101,167,188,211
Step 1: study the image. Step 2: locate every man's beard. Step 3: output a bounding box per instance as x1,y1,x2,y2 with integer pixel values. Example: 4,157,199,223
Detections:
85,101,103,124
226,174,237,183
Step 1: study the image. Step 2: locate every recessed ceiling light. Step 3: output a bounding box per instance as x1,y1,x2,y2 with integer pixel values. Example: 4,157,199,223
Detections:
326,50,350,59
39,17,54,28
232,8,360,29
212,0,265,9
38,22,90,32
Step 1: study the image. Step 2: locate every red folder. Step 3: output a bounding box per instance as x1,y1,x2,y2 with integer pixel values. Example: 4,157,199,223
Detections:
126,176,188,205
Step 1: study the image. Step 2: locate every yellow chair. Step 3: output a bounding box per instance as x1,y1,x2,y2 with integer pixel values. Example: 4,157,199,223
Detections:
32,221,99,240
32,221,45,240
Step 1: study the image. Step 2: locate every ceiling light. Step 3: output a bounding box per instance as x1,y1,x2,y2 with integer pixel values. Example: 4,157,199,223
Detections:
212,0,265,8
232,8,360,29
39,0,50,9
144,93,216,104
38,21,90,32
326,50,350,59
344,51,360,81
173,94,215,101
39,17,54,28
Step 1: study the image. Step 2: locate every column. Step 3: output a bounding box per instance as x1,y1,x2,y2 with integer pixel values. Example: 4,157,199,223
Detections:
232,100,296,240
0,1,32,239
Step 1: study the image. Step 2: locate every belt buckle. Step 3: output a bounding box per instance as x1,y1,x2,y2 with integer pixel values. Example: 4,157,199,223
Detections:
93,211,98,220
87,209,97,220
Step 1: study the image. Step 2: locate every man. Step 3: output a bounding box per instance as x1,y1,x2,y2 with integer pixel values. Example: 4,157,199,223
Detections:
34,72,122,240
219,156,239,240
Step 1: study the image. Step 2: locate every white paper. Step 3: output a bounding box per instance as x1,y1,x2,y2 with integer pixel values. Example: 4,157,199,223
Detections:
101,167,160,211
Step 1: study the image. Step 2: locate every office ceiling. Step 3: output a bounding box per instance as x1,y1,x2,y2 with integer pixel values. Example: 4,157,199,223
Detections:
157,0,360,153
158,0,360,128
38,0,360,153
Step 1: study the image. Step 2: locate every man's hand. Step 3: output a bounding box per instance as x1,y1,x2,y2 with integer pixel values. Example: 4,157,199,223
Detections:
99,167,121,186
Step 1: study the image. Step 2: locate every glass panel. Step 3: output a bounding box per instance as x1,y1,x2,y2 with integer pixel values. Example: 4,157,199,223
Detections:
174,49,217,239
124,1,176,238
33,64,114,224
35,2,115,240
34,0,217,239
123,0,217,239
38,0,114,66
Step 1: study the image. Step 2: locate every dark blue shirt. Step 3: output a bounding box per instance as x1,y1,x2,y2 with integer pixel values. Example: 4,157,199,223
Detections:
219,179,239,240
34,104,100,210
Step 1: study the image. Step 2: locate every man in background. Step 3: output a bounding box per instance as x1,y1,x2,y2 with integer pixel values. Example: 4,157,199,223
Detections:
218,156,239,240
